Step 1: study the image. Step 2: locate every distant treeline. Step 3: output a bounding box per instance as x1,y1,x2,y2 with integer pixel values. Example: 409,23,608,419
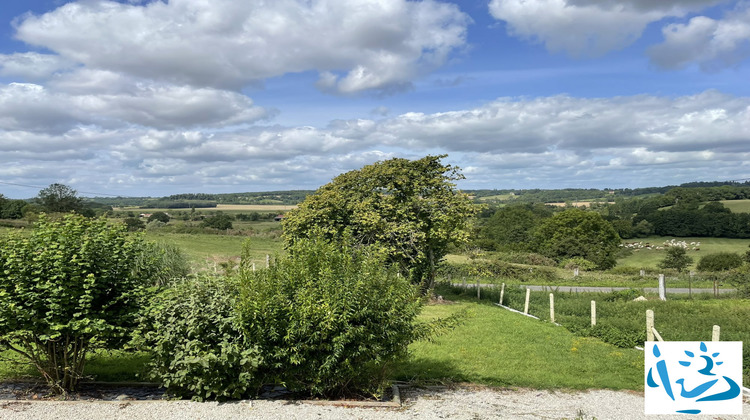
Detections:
467,180,750,204
90,190,313,207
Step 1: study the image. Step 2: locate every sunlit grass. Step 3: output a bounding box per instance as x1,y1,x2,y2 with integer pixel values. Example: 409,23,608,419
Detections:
396,293,644,390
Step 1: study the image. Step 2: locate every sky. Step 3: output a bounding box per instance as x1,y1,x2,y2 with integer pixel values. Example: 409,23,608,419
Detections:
0,0,749,199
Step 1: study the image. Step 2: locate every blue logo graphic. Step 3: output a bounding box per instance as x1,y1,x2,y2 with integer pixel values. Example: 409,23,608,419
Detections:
646,341,742,415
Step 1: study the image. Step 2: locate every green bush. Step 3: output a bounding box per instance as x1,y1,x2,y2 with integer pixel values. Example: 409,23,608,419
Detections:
497,252,557,267
436,261,558,283
0,214,154,394
559,257,597,271
132,242,191,286
236,237,422,398
725,264,750,298
697,252,743,272
137,276,261,401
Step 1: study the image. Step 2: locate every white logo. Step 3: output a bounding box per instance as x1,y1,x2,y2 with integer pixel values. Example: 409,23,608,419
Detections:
645,341,743,415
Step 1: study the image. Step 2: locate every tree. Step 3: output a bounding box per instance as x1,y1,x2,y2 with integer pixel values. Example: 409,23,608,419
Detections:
148,211,170,224
37,183,84,213
282,155,478,289
202,213,233,230
0,214,155,394
658,246,694,273
532,208,621,270
697,252,743,272
482,204,549,251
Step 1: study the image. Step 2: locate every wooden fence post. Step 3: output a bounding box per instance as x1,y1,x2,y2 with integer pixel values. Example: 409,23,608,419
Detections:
590,300,596,326
712,325,720,341
549,293,555,324
499,282,505,306
646,309,654,341
524,288,530,315
640,269,645,277
573,268,579,277
252,262,255,272
477,279,481,300
463,277,467,289
266,254,270,268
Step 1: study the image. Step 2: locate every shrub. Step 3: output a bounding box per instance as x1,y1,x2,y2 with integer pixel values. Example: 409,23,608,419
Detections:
658,246,693,273
236,237,422,398
0,214,154,394
560,257,597,271
123,217,145,231
725,265,750,298
697,252,743,272
202,213,233,230
148,212,170,224
137,276,261,401
497,252,557,267
132,242,191,286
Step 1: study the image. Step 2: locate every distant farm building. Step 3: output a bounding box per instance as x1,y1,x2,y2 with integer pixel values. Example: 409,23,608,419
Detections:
274,214,286,222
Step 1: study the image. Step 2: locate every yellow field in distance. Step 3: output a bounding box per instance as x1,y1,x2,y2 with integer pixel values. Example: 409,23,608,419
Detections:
215,204,297,211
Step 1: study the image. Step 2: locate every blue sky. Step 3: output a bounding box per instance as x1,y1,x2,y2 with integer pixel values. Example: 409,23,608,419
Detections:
1,0,749,198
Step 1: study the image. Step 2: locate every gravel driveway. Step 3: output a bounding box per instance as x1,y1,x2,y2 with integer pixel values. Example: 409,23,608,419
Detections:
2,387,748,420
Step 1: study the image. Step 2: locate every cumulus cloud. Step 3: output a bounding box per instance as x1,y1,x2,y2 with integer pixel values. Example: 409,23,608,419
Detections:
2,90,749,195
0,52,75,80
0,79,270,132
14,0,469,94
487,0,725,57
648,5,750,70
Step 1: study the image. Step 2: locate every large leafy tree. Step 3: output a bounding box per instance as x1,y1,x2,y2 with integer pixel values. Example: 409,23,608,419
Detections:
532,208,621,270
0,214,155,394
282,155,478,289
37,183,84,213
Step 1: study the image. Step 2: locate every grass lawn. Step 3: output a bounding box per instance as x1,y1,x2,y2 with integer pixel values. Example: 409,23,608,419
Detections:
395,293,644,390
617,236,750,270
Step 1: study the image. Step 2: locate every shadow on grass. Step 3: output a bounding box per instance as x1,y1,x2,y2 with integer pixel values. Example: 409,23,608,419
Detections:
393,358,472,386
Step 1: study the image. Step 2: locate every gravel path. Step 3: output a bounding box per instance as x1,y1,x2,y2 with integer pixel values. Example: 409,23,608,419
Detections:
2,387,748,420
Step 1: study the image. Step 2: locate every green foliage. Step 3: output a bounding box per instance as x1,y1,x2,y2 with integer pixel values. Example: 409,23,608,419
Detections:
0,195,27,219
481,205,550,251
436,261,558,283
123,217,145,231
132,242,191,287
148,211,170,224
202,213,233,230
282,155,479,289
137,276,261,401
560,257,597,271
0,214,154,394
36,183,84,214
657,246,694,273
236,236,423,398
725,264,750,298
532,208,621,269
696,252,743,272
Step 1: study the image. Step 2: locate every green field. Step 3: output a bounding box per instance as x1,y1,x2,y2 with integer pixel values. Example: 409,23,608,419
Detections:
443,285,750,386
617,236,750,270
144,231,283,268
720,199,750,213
395,292,643,390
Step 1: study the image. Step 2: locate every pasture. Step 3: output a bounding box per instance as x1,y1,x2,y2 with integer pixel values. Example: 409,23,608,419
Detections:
720,199,750,213
617,236,750,269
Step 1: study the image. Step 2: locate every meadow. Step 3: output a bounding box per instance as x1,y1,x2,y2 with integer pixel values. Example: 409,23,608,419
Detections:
720,199,750,213
441,284,750,387
617,236,750,270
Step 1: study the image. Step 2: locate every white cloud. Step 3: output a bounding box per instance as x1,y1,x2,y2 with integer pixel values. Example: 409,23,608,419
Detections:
0,79,270,131
0,52,75,80
2,90,749,195
14,0,469,94
487,0,725,57
648,5,750,70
